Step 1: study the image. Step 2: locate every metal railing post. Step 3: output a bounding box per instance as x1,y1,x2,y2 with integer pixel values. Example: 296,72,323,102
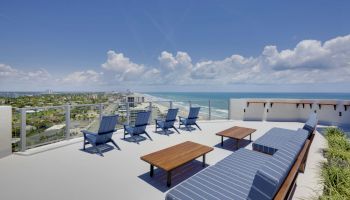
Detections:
189,101,192,108
228,99,231,120
149,102,153,124
20,108,26,152
99,103,103,122
208,100,211,120
170,101,173,109
126,103,130,124
65,104,71,139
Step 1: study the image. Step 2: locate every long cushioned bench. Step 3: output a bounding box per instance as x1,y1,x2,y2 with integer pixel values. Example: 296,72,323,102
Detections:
253,113,317,155
165,114,317,200
166,139,306,200
252,128,309,155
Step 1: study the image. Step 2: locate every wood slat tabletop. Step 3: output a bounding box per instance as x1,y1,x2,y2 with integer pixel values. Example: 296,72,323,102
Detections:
141,141,213,171
216,126,256,140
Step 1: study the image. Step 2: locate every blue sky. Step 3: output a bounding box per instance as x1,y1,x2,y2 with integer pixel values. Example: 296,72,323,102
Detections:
1,0,350,92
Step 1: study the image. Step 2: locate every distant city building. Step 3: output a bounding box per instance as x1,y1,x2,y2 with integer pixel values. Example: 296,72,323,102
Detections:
45,89,53,94
123,93,145,107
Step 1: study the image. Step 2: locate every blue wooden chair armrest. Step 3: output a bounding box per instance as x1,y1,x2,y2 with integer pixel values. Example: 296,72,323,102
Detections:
81,130,96,136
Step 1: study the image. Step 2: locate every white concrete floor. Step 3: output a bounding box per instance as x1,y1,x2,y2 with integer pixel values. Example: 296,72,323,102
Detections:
0,120,326,200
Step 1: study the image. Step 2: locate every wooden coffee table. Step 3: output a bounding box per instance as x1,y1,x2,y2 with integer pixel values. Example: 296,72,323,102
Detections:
216,126,256,149
140,141,213,187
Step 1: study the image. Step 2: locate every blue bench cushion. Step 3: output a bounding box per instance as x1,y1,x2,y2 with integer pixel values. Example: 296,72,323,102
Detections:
253,128,309,155
252,128,296,155
290,129,309,151
165,149,271,200
302,113,318,134
248,141,300,200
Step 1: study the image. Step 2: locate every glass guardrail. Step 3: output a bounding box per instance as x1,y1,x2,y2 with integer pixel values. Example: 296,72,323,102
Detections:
12,100,229,152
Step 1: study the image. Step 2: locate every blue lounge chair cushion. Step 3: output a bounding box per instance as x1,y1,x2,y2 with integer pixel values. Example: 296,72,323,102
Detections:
252,128,296,155
248,141,300,200
165,149,271,200
302,113,318,135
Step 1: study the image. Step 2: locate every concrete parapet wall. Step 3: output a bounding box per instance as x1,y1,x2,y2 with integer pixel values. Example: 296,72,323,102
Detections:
229,98,350,127
0,106,12,158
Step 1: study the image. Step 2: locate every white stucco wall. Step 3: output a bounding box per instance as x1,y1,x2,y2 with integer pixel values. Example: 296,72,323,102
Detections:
0,106,12,158
229,99,350,127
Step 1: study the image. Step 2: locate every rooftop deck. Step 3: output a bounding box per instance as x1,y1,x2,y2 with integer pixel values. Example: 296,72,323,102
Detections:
0,120,326,200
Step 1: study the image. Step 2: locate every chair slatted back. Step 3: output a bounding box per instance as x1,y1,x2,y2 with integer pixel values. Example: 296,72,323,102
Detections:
98,115,119,135
184,107,200,125
133,111,151,134
163,108,178,128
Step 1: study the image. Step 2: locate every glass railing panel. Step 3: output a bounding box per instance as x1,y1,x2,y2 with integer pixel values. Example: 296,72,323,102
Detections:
101,103,126,129
149,101,171,124
210,100,229,120
172,101,192,119
70,104,100,138
190,100,210,120
11,108,21,152
25,106,66,149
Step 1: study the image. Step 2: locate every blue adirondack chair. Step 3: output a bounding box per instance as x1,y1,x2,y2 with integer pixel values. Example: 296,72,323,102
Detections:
155,108,180,134
82,114,120,156
124,111,152,143
178,107,201,131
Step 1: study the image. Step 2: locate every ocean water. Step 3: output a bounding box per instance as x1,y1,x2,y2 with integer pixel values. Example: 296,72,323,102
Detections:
147,92,350,119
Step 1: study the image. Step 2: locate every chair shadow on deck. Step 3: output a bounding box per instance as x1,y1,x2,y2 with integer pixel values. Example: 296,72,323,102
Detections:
178,126,197,132
138,160,209,192
80,144,115,155
153,130,176,136
214,138,251,151
121,135,147,143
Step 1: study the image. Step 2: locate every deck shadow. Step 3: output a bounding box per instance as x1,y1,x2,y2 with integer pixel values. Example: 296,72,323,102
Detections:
80,144,115,155
153,130,177,136
138,160,209,192
178,126,197,132
214,138,251,151
121,135,148,143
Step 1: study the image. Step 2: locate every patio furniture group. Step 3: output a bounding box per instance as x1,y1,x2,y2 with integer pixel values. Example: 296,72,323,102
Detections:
166,113,318,200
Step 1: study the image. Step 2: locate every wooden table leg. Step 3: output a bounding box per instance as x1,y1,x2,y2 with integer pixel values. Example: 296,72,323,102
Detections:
202,154,206,167
167,171,172,187
150,165,154,177
249,134,252,142
221,136,224,146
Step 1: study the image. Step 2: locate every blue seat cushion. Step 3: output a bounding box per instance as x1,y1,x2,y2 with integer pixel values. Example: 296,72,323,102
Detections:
252,128,296,155
84,133,97,144
248,141,300,200
165,149,270,200
290,129,309,151
253,128,309,156
302,113,318,134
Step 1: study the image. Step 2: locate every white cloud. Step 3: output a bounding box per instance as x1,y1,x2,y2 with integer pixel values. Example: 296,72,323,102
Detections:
2,34,350,91
101,50,145,81
0,64,51,81
0,64,19,76
62,70,102,84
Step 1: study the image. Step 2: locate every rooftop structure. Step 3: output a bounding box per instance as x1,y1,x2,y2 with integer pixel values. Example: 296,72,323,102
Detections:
1,98,349,200
0,120,326,200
